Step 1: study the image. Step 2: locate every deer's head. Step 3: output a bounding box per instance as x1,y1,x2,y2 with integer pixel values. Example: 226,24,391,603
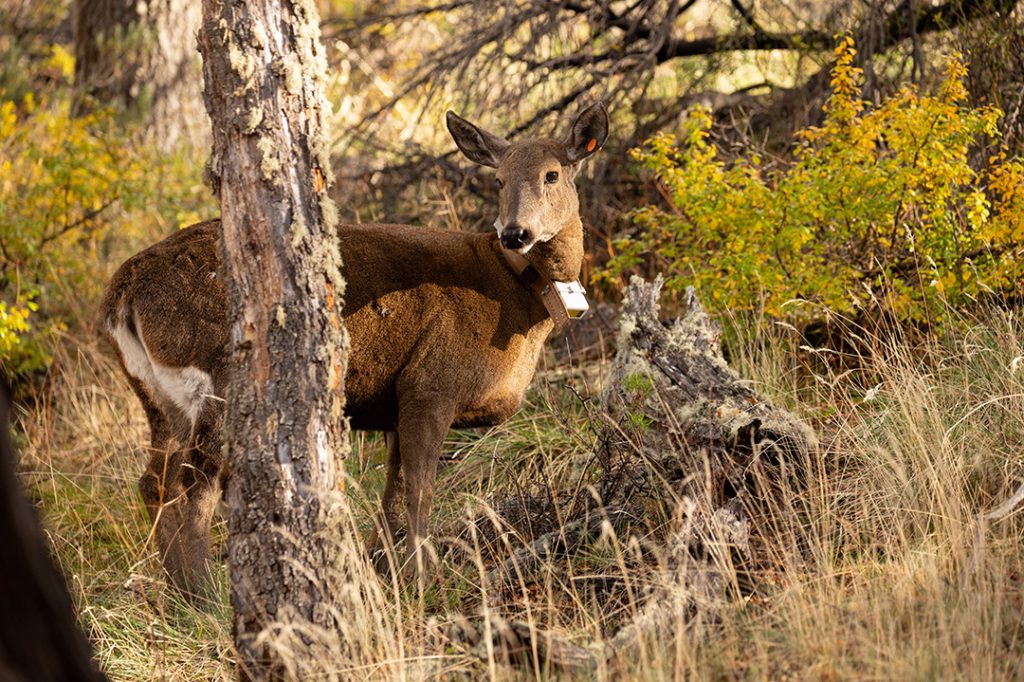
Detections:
446,102,609,254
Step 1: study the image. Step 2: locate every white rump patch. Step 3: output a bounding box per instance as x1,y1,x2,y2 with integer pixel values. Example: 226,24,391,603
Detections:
108,315,156,390
151,363,214,426
107,312,214,428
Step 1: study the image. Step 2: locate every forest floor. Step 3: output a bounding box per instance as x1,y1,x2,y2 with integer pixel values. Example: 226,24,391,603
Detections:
13,307,1024,680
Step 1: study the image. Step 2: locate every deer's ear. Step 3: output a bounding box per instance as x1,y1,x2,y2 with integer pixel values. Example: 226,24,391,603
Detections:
564,102,609,163
446,111,510,168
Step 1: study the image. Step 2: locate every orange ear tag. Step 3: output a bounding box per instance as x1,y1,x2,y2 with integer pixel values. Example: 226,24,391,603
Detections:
586,138,597,153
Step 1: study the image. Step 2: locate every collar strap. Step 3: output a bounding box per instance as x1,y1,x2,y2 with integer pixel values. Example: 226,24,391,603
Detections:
501,248,571,330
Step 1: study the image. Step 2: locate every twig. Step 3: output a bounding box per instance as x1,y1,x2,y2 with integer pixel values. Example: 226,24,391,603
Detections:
983,480,1024,522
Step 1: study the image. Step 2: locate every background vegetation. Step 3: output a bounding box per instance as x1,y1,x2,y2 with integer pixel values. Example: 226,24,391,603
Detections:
2,0,1024,678
605,38,1024,327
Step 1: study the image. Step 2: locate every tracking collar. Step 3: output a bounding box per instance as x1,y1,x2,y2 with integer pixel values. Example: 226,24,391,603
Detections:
496,220,589,330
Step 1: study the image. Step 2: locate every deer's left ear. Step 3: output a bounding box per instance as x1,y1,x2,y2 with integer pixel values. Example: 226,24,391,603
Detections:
564,101,609,163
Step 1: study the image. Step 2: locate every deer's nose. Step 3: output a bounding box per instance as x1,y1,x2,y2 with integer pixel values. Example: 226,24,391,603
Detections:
501,225,532,250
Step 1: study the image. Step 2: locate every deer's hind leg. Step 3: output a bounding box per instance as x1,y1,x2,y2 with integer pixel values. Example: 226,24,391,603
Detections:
131,376,178,523
133,376,223,602
169,404,222,600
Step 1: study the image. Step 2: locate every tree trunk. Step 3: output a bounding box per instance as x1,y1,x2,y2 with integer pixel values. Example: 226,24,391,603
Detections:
0,383,108,681
74,0,207,149
197,1,348,679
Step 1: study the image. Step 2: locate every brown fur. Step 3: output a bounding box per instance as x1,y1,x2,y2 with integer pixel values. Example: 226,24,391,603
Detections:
101,103,609,593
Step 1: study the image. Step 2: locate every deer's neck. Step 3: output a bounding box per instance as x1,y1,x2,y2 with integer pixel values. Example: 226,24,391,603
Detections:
523,217,584,282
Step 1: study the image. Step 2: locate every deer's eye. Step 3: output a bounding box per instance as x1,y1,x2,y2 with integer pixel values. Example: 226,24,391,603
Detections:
495,177,504,189
545,171,559,184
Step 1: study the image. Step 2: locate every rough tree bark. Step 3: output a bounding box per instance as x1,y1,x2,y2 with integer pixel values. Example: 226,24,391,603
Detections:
197,1,348,679
74,0,207,149
449,277,818,672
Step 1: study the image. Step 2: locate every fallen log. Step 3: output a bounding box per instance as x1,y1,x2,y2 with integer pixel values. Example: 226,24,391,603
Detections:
597,277,817,511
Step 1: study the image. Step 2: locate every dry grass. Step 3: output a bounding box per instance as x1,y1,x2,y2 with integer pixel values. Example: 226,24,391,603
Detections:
12,306,1024,680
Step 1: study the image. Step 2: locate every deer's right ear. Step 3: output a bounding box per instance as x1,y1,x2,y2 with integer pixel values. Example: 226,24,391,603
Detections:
446,111,510,168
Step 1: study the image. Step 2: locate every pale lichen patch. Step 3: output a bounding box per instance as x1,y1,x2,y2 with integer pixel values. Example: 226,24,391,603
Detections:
320,195,339,232
244,105,263,133
293,0,320,23
291,211,308,249
275,56,303,96
256,136,281,179
310,133,335,186
251,20,268,50
227,40,256,86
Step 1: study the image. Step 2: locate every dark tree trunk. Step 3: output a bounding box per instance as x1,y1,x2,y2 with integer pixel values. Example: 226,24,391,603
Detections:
0,382,108,681
74,0,207,149
197,1,348,679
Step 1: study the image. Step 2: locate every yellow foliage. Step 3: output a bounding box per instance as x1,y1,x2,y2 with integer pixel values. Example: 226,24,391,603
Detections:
0,298,35,361
601,39,1021,326
46,44,76,83
1,61,215,381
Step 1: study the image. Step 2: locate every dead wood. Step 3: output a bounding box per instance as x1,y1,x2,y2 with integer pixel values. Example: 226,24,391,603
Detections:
448,276,818,672
597,276,817,511
483,505,641,590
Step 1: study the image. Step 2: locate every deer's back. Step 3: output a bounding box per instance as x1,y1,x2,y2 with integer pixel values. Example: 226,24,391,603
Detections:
103,220,553,432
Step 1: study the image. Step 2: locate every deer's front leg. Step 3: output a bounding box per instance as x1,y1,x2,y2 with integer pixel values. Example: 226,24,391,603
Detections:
396,401,452,584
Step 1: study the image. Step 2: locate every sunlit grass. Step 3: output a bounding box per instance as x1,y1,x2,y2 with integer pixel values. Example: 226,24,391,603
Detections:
14,306,1024,679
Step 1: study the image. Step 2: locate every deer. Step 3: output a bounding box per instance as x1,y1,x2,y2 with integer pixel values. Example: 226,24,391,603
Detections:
101,102,609,597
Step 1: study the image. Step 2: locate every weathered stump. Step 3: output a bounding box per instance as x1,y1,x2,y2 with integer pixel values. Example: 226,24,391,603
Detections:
598,276,817,510
449,277,818,671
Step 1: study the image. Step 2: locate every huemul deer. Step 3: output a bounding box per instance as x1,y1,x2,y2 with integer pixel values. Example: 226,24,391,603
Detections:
102,102,608,595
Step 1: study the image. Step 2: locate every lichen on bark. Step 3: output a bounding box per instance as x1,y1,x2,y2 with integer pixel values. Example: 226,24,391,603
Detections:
197,0,349,678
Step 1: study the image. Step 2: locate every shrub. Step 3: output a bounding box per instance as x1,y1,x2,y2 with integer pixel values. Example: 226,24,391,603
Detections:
601,36,1024,327
0,83,213,384
1,95,137,375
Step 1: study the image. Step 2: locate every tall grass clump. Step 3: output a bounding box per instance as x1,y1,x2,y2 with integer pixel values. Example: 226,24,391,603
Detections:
705,305,1024,680
12,299,1022,679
